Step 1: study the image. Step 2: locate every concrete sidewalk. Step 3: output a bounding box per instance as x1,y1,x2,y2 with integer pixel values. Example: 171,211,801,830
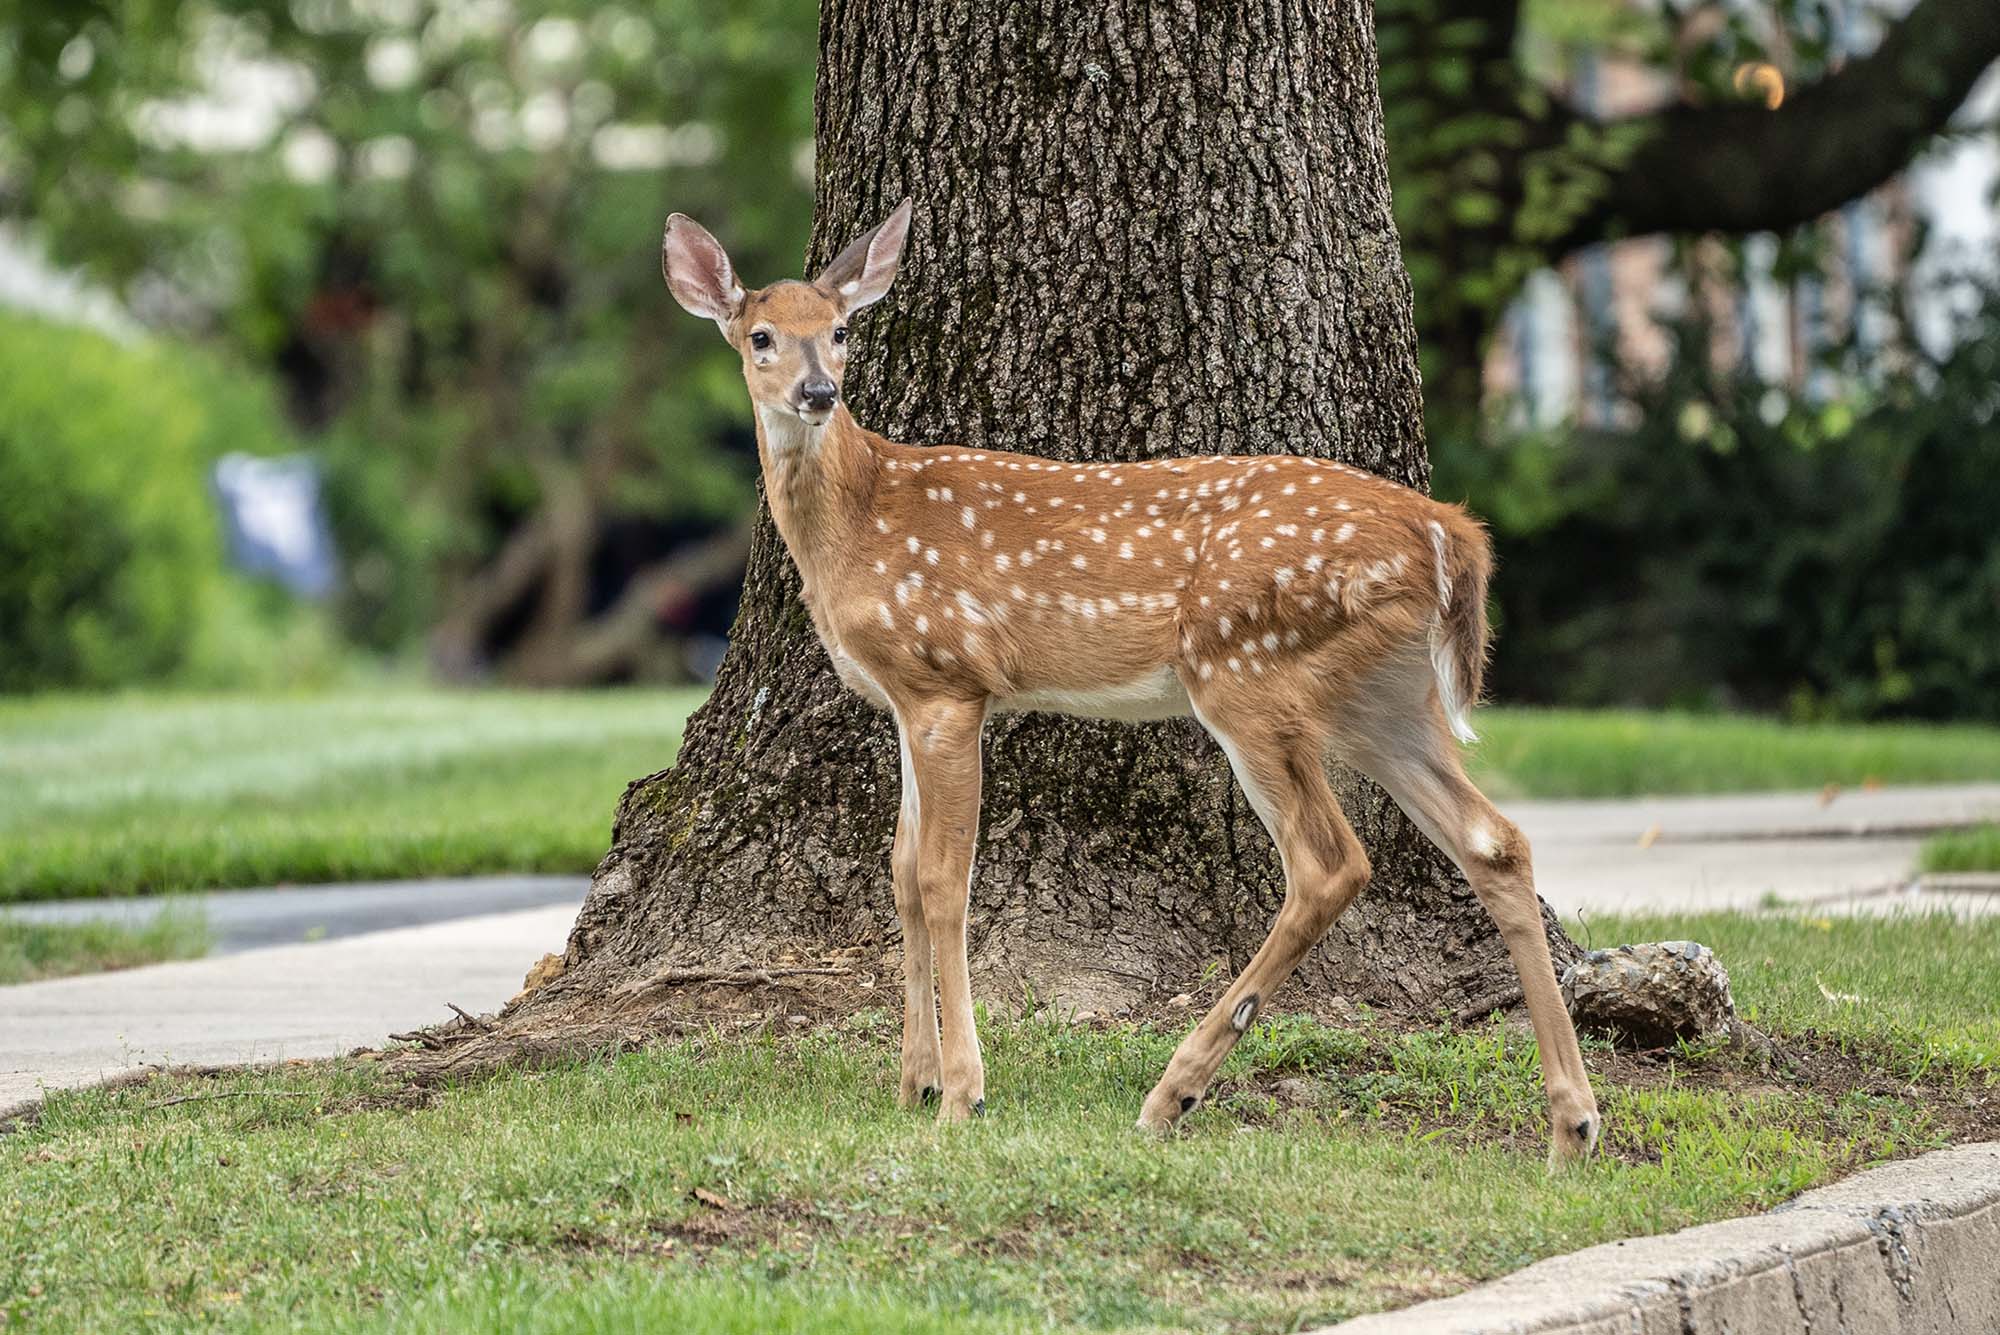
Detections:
4,874,588,953
4,782,1994,1117
1504,783,2000,917
0,904,574,1113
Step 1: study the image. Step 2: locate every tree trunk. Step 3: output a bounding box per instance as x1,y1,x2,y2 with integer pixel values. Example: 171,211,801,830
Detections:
502,0,1575,1042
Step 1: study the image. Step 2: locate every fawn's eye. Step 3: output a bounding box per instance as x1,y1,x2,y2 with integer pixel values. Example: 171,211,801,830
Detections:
749,330,773,351
832,326,849,345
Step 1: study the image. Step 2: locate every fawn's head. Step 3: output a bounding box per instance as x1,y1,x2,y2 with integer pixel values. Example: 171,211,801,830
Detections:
662,200,911,428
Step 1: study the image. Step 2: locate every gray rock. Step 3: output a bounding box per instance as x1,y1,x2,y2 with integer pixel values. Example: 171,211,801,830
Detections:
1270,1077,1323,1106
1560,940,1735,1046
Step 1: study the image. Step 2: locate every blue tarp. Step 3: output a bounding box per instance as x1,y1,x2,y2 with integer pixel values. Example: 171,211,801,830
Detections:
211,452,338,599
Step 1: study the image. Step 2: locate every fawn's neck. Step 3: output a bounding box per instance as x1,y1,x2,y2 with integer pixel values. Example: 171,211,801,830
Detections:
752,402,884,607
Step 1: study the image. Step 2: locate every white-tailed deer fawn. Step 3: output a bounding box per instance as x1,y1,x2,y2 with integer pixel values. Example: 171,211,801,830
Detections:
663,201,1601,1166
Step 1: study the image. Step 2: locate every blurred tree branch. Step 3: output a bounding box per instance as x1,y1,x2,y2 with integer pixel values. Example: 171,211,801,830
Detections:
1381,0,1999,411
1553,0,2000,252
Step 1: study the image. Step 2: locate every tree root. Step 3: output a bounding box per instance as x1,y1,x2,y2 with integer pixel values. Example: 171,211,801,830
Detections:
614,964,855,995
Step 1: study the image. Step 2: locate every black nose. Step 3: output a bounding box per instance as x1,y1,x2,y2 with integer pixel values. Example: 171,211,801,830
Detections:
801,379,837,410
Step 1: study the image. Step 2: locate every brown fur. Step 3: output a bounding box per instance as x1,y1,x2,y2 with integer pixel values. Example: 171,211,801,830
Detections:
660,206,1600,1166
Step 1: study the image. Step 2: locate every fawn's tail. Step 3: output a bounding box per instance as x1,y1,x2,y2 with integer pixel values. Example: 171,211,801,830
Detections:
1424,508,1493,744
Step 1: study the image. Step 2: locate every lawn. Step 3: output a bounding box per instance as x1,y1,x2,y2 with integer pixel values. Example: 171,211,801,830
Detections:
0,903,209,985
1922,824,2000,874
3,908,1992,1332
1469,707,2000,801
0,1012,1963,1332
0,689,704,904
4,691,1997,904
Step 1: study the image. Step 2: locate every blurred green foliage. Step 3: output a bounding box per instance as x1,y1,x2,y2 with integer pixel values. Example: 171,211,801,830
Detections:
0,311,336,690
0,0,817,668
1438,285,2000,723
0,0,1986,703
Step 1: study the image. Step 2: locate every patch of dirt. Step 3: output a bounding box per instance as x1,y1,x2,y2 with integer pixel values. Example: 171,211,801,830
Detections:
371,943,903,1089
548,1195,827,1261
0,1060,314,1135
325,1083,440,1116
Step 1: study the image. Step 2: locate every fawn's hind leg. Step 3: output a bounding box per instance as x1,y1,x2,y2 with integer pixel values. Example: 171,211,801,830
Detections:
1138,684,1372,1132
1343,681,1600,1167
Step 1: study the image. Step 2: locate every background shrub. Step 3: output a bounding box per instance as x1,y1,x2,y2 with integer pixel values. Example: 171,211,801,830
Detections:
0,313,325,691
1437,296,2000,722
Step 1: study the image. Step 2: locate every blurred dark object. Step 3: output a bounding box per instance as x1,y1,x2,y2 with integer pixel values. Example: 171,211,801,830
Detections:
428,512,752,686
211,453,338,599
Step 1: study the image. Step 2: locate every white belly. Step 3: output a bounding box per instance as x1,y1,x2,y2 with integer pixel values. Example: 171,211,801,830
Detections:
998,665,1192,722
829,648,892,709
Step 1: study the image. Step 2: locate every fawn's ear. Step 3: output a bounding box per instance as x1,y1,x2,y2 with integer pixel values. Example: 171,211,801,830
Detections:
814,198,911,312
662,214,745,335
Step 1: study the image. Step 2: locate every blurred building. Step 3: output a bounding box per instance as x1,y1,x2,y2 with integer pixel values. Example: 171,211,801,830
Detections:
1488,12,2000,428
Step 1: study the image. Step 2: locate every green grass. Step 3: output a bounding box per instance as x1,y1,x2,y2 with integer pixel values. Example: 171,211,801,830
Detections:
0,689,704,904
0,903,210,984
0,1005,1955,1334
1595,910,2000,1080
1921,824,2000,874
3,692,1996,905
1469,707,2000,800
5,907,1988,1331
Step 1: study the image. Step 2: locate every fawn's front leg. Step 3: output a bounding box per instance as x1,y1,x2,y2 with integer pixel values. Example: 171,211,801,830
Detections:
895,696,989,1123
891,735,942,1107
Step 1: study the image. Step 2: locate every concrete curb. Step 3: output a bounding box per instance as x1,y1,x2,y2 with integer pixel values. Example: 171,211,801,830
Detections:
1647,817,1992,843
0,904,577,1113
1316,1141,2000,1334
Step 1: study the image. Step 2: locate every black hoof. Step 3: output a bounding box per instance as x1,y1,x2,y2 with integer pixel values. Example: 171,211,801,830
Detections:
922,1085,941,1107
971,1098,986,1117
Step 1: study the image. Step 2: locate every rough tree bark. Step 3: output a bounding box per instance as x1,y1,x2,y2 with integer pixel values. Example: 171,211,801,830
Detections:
498,0,1576,1044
